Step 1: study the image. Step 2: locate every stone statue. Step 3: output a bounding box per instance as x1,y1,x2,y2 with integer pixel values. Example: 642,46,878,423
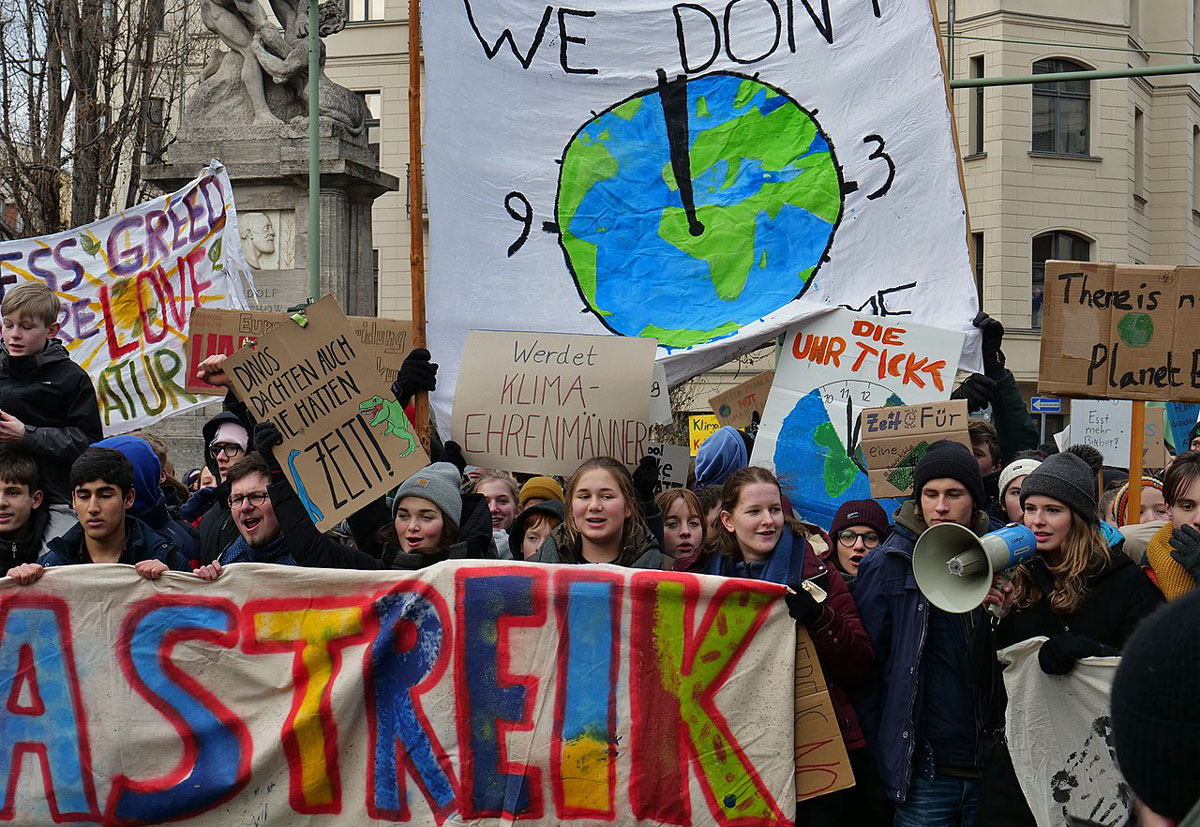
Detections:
188,0,366,139
239,212,276,269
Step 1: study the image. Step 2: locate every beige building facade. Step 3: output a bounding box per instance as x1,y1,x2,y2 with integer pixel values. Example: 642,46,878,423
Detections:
937,0,1200,414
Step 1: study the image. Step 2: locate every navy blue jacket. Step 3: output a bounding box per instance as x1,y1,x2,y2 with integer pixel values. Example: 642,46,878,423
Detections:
853,501,1001,802
40,517,190,571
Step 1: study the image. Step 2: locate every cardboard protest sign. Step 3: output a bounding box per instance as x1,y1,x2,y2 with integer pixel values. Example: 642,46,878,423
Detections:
1068,399,1168,468
186,308,412,395
794,627,854,801
0,161,251,434
646,442,690,492
751,309,963,527
861,400,971,498
650,362,673,425
0,562,798,825
711,371,776,430
1039,261,1200,402
223,296,427,532
451,331,656,476
689,414,720,456
422,0,984,439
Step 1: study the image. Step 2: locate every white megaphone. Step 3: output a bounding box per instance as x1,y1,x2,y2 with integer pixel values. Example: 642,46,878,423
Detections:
913,523,1037,617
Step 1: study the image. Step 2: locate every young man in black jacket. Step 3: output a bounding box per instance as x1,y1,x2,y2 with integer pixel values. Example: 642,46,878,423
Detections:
0,447,52,571
193,448,380,579
0,283,103,549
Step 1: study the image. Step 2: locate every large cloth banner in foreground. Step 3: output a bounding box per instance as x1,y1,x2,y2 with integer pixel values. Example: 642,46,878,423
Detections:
0,162,251,434
422,0,981,434
0,562,797,826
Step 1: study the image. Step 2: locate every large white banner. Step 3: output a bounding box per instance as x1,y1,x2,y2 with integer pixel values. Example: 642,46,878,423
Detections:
422,0,981,434
0,162,251,434
0,562,797,825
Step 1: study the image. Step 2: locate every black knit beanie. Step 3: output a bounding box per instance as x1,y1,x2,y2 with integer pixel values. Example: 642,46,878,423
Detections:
1112,590,1200,821
912,440,985,510
1018,451,1098,524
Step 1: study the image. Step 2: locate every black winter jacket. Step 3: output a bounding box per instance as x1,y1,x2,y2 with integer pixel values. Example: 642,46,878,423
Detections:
262,478,381,569
0,340,102,505
196,410,253,565
39,517,190,571
976,547,1163,827
0,507,51,572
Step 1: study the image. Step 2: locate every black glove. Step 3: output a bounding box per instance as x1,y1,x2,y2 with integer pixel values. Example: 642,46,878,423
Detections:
438,440,467,476
745,410,761,438
950,373,998,412
632,455,659,506
973,311,1006,374
253,422,284,475
1038,633,1115,676
1169,524,1200,580
785,584,822,625
391,348,438,407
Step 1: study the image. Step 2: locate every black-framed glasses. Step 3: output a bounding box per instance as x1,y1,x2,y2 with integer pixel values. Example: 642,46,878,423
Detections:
836,529,881,549
229,492,269,509
210,442,245,459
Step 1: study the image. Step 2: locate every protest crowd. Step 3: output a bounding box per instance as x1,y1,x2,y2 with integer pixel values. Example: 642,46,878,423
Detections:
1,271,1199,827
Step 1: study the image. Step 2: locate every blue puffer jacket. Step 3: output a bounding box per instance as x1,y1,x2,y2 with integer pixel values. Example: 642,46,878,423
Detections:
853,501,1001,802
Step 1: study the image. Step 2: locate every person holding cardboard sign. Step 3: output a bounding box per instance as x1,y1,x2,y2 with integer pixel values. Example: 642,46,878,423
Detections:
705,466,875,825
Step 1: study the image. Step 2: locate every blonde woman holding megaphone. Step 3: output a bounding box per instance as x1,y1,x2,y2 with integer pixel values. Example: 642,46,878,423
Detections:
974,449,1163,827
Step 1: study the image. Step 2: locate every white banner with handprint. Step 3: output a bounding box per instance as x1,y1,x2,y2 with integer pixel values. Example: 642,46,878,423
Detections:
999,638,1131,827
0,161,252,433
422,0,982,437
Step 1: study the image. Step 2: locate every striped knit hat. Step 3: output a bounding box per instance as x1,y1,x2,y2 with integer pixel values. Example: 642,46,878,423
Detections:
1113,476,1164,528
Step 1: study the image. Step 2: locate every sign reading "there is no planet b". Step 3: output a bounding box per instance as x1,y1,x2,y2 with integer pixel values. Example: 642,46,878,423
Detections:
1039,261,1200,402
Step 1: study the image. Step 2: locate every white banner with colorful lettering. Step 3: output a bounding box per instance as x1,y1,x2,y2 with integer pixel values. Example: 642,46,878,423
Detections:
0,562,797,825
422,0,981,435
0,162,251,434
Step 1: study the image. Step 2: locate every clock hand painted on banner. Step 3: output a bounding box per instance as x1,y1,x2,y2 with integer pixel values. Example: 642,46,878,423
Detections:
503,70,896,350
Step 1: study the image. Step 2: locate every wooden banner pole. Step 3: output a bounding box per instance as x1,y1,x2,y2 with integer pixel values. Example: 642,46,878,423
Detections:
408,0,430,452
1127,400,1145,526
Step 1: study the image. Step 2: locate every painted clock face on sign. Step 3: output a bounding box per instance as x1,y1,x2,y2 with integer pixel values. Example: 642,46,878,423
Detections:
555,71,845,349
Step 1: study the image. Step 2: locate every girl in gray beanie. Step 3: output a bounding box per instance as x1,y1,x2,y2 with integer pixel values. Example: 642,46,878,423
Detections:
387,462,497,569
973,450,1163,826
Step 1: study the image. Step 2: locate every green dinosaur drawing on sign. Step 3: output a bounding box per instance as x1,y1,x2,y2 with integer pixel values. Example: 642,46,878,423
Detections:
360,395,417,458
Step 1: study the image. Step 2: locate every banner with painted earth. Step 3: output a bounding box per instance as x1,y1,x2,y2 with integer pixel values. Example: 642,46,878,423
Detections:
0,562,798,826
422,0,981,435
0,162,251,434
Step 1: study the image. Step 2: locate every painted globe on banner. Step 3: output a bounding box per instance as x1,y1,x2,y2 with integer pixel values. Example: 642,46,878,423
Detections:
556,72,844,349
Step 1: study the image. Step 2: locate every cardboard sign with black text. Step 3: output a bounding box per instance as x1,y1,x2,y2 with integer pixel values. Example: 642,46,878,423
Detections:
795,626,855,801
451,330,657,476
861,400,971,497
223,296,428,532
1039,261,1200,402
710,370,776,430
187,308,412,395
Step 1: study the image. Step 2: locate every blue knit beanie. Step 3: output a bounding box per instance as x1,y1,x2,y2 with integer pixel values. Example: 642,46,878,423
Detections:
695,426,749,488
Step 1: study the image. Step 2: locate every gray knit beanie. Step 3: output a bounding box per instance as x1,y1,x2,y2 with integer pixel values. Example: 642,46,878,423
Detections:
392,462,463,528
1019,451,1098,524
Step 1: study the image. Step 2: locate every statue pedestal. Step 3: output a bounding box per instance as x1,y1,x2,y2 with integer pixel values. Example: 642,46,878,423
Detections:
145,119,398,316
143,120,399,469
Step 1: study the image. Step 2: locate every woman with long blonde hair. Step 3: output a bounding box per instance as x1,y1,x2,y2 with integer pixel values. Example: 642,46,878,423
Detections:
976,451,1162,827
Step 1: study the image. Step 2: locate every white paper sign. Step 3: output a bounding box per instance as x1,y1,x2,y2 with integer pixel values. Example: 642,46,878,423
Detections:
751,309,963,527
647,441,691,491
650,362,673,425
422,0,982,436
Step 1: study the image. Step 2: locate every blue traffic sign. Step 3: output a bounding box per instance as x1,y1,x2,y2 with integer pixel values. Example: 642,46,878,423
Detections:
1030,396,1062,414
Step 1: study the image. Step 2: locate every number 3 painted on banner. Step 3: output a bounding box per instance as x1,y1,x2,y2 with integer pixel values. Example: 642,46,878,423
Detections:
863,134,895,200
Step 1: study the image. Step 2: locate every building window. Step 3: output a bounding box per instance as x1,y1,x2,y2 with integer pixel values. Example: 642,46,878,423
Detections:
969,56,984,155
1133,107,1145,200
1032,58,1090,156
1193,126,1200,211
345,0,384,22
147,0,165,32
971,231,984,302
356,91,381,160
1032,231,1090,329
